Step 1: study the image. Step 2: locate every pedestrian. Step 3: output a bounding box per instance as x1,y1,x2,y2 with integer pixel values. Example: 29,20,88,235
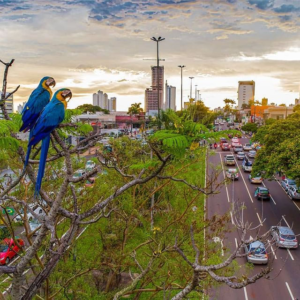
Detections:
282,174,286,181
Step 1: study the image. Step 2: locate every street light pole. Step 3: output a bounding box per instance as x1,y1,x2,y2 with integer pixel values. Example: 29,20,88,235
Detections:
189,77,194,100
195,85,198,101
151,36,165,130
178,65,185,110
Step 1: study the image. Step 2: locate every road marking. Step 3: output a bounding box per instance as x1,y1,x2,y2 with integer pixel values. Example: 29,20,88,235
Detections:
233,158,253,203
267,239,277,259
285,282,295,300
282,216,290,228
256,213,263,226
287,249,294,261
235,238,238,248
261,182,276,205
230,211,234,225
243,287,248,300
219,153,230,203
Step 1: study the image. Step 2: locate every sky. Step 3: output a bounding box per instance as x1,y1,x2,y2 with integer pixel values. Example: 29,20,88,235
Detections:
1,0,300,112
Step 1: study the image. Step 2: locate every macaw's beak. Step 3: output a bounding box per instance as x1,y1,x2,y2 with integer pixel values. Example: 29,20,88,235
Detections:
62,89,72,102
46,77,56,88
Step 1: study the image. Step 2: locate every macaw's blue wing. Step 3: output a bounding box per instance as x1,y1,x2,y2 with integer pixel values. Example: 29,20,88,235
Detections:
29,100,65,195
20,87,51,132
29,101,65,147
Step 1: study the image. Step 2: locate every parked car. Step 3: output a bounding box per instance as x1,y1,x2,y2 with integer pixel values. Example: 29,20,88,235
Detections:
29,219,41,235
221,143,230,151
281,178,297,191
0,238,24,265
98,137,111,144
224,155,235,166
233,145,243,153
15,205,45,222
242,159,252,172
0,226,10,240
248,150,256,158
287,186,300,200
243,144,252,151
271,226,298,249
231,137,239,143
72,169,86,180
249,174,263,184
244,241,268,264
85,160,96,171
254,187,270,200
226,168,239,180
236,152,245,160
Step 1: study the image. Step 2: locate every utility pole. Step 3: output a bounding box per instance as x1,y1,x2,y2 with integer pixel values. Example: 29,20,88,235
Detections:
189,77,194,101
151,36,165,130
178,65,185,110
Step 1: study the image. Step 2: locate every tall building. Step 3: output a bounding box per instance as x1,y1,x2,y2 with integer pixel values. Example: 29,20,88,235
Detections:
108,97,117,111
92,90,110,110
237,81,255,109
17,102,26,114
145,66,164,115
0,93,13,119
165,81,176,111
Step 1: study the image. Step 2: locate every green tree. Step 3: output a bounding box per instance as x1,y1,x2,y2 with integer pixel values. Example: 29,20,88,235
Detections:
293,104,300,112
253,114,300,180
241,103,250,109
77,104,109,114
241,123,258,133
127,102,143,134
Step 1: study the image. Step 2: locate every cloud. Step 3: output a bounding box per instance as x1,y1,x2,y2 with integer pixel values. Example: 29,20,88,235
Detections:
274,4,300,13
247,0,274,10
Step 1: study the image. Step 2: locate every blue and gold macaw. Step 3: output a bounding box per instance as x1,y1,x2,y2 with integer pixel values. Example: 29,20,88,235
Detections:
20,76,56,167
27,88,72,194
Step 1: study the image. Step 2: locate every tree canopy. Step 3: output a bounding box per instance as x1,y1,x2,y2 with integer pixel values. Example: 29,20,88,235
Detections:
76,104,109,114
252,113,300,180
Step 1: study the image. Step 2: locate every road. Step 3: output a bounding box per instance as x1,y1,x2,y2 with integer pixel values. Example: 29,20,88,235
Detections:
207,126,300,300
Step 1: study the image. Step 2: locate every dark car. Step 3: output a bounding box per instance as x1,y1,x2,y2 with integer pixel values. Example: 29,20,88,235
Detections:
254,187,270,200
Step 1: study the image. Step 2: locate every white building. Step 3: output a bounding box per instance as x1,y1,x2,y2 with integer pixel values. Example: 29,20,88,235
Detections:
165,81,176,111
0,93,13,119
17,102,26,114
237,81,255,109
93,90,109,110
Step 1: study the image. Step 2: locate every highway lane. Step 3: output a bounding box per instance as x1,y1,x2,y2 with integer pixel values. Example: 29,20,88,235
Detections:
207,130,299,300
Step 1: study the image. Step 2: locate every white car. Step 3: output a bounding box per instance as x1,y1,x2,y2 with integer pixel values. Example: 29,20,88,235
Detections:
15,205,45,222
226,168,239,180
29,219,41,235
248,150,257,158
72,169,86,179
243,144,252,151
231,137,239,143
85,160,96,171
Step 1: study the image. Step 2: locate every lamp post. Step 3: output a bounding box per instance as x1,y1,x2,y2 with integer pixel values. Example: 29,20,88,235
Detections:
151,36,165,129
178,65,185,110
195,85,198,101
189,77,194,100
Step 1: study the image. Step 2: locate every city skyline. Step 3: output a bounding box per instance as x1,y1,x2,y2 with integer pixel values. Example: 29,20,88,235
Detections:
1,0,300,111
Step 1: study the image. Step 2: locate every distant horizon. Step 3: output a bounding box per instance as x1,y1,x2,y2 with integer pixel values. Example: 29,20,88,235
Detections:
1,0,300,113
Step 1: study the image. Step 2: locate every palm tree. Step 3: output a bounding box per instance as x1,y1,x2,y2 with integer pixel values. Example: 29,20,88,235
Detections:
127,103,143,135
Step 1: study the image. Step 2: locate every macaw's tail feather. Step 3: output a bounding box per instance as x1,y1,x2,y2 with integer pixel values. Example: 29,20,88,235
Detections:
24,131,33,170
35,135,50,196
